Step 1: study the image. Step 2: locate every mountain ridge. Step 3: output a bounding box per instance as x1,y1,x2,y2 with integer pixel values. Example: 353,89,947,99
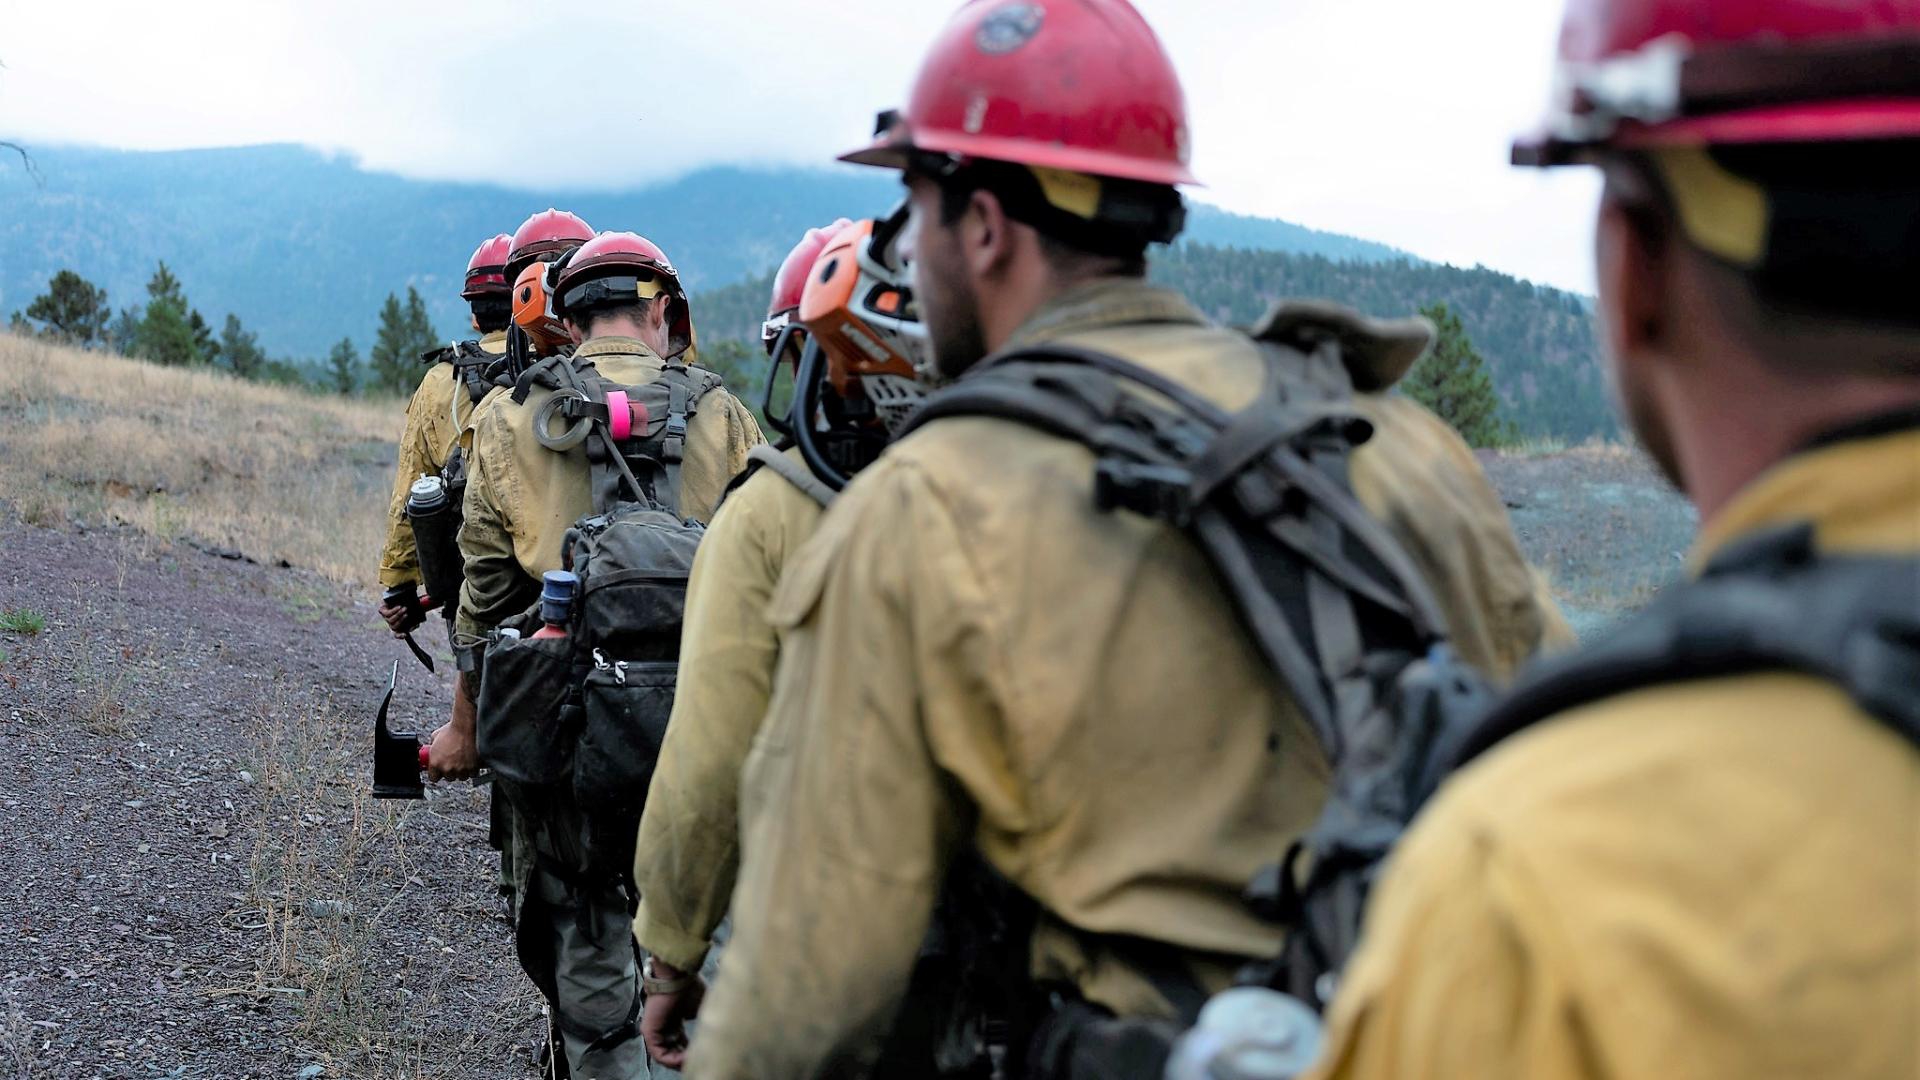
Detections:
2,142,1407,356
3,141,1613,439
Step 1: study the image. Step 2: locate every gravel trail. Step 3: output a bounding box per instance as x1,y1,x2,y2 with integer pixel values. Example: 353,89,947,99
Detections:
0,510,542,1080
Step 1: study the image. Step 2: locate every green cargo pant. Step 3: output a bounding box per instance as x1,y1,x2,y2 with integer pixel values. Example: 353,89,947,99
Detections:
526,865,653,1079
508,792,663,1079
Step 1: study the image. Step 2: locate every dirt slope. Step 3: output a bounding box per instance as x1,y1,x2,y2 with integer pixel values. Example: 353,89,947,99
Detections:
0,509,542,1080
0,420,1693,1079
1481,443,1696,638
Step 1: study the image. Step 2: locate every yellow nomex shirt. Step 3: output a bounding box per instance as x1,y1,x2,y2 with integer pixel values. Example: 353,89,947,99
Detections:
631,448,828,971
454,337,763,640
1309,423,1920,1080
687,279,1571,1079
376,329,506,589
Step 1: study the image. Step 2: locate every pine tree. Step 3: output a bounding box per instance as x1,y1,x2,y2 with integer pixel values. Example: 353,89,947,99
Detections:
135,263,198,366
134,262,216,366
188,309,217,366
218,314,267,379
369,292,417,395
1402,302,1516,449
107,307,143,354
402,286,440,355
328,337,361,396
23,270,111,345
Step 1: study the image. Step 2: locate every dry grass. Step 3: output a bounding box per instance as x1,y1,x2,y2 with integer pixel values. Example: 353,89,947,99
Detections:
1501,434,1641,461
234,685,538,1076
0,333,403,586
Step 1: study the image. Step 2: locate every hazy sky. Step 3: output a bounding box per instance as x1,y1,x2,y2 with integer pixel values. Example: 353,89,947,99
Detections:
0,0,1601,292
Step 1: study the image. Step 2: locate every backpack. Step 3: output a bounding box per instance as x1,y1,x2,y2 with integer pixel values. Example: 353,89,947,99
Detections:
407,341,509,617
474,348,726,878
1462,521,1920,763
898,302,1504,1060
422,339,502,407
923,297,1920,1077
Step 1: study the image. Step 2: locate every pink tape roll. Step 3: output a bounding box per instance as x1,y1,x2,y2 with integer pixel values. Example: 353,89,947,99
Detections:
606,390,632,441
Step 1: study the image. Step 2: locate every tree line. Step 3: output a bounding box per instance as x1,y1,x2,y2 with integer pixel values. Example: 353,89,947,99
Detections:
11,263,1515,449
8,266,449,397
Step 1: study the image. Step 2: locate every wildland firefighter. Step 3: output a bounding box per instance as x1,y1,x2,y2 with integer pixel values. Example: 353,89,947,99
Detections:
1307,2,1920,1078
442,230,762,1078
686,1,1572,1076
504,208,599,370
428,207,597,775
376,230,514,634
629,215,931,1069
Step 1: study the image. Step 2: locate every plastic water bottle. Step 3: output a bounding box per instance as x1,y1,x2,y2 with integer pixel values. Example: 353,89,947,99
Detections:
530,570,578,641
1163,987,1324,1080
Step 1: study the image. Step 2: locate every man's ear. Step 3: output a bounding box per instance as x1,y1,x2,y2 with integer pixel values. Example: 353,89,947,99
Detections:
965,188,1017,279
564,317,586,346
1596,186,1672,365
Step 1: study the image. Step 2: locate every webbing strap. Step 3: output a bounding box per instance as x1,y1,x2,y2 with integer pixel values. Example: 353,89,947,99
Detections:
745,443,836,508
661,374,690,518
1307,445,1368,755
966,343,1448,637
908,341,1447,751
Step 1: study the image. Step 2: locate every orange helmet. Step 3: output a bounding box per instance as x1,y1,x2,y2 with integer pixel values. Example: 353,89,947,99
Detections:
505,209,595,282
798,213,928,436
462,233,514,299
511,261,572,356
553,231,696,360
764,219,854,356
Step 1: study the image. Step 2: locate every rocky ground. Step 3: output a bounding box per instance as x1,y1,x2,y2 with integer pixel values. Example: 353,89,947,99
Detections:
0,440,1694,1080
1481,443,1697,639
0,508,543,1080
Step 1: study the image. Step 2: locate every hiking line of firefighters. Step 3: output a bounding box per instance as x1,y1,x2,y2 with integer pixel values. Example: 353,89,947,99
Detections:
369,1,1920,1077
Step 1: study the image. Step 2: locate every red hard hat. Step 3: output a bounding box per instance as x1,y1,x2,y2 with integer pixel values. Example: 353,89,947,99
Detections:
462,233,513,300
554,231,695,360
840,0,1197,187
1516,0,1920,166
506,209,596,280
764,219,854,349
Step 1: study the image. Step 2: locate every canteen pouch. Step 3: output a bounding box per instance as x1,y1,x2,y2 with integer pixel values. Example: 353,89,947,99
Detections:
574,660,677,870
575,660,676,812
476,618,581,787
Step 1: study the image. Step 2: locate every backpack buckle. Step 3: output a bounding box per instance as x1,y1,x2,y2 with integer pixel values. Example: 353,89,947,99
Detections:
1094,458,1192,525
592,649,630,685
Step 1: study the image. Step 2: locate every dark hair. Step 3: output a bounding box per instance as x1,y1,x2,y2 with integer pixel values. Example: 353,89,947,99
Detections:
580,295,658,336
1714,142,1920,330
1620,142,1920,330
1607,143,1920,378
470,296,511,334
932,159,1183,276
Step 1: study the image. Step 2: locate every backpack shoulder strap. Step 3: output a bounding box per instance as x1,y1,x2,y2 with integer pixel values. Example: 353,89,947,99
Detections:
906,338,1447,754
1459,523,1920,766
621,360,724,518
743,443,836,508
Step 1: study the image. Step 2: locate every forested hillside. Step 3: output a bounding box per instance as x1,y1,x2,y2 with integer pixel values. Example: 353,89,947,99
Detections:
691,245,1615,442
0,143,1403,359
1153,245,1613,440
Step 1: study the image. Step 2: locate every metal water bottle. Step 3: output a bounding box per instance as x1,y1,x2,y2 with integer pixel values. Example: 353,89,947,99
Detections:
405,474,464,612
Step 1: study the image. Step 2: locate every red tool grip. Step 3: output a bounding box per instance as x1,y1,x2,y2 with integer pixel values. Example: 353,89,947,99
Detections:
418,744,431,769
